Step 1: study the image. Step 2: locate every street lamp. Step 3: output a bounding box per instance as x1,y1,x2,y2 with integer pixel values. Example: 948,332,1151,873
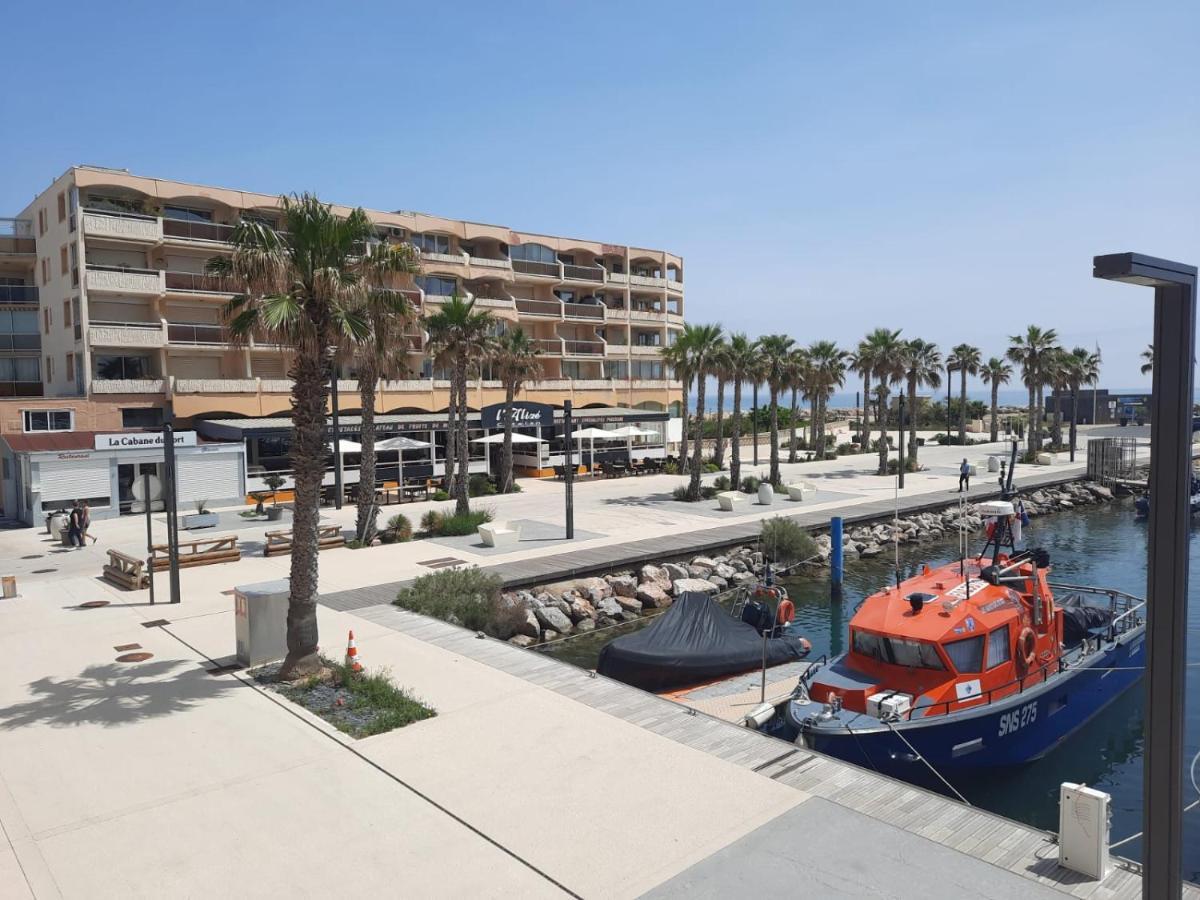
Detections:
945,363,955,445
1094,252,1196,899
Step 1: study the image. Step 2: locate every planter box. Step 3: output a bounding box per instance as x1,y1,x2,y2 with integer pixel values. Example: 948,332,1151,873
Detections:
265,507,284,521
183,512,220,529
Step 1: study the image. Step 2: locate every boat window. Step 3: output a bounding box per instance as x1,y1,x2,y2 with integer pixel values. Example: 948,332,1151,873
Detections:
852,630,945,670
944,635,986,673
987,625,1011,668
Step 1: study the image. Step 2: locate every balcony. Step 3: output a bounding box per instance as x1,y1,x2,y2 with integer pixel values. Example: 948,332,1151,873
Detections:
512,259,560,278
91,378,166,394
164,270,232,294
0,285,38,305
167,322,227,345
515,298,562,318
631,344,664,356
468,256,512,271
88,321,166,348
0,333,40,351
562,301,604,320
561,263,605,283
607,272,629,285
421,250,465,266
629,307,665,323
0,381,42,398
630,273,667,288
162,217,236,243
533,338,563,356
85,265,164,295
562,340,605,356
82,210,161,243
174,378,258,393
0,219,35,255
667,279,683,292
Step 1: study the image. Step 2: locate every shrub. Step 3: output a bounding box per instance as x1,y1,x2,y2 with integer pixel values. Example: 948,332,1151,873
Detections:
437,507,495,536
386,513,412,542
703,462,720,473
671,483,691,501
663,460,680,475
700,485,718,500
760,517,818,565
394,566,521,638
431,489,450,502
773,481,788,494
712,475,731,492
468,473,497,497
420,509,445,534
740,475,760,494
836,443,857,456
886,457,920,474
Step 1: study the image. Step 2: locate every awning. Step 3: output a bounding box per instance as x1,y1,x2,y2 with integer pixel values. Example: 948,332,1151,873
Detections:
608,425,659,438
329,439,362,453
471,433,545,445
376,436,431,451
570,427,620,440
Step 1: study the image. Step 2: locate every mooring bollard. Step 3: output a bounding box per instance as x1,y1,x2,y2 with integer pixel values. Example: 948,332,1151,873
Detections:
831,516,844,602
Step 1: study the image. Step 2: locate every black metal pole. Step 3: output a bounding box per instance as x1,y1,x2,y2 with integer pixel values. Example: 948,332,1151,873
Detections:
855,390,860,446
161,423,181,605
752,383,759,466
330,365,343,510
946,364,953,444
143,472,155,606
897,394,905,489
563,400,574,539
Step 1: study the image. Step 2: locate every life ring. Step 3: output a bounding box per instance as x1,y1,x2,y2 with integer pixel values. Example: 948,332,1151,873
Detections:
1017,627,1037,672
776,599,795,625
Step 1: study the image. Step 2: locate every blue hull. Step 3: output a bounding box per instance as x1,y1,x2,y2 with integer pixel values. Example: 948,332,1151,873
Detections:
781,628,1144,784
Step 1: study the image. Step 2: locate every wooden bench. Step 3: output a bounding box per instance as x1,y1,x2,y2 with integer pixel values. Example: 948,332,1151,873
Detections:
263,525,345,556
150,535,240,572
102,549,150,590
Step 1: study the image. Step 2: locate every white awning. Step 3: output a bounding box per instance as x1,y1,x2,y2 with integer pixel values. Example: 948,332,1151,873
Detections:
608,425,659,438
570,427,620,440
471,433,545,445
376,436,431,451
329,439,362,453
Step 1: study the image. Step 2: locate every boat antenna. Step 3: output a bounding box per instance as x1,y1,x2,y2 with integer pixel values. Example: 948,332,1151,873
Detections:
894,461,901,589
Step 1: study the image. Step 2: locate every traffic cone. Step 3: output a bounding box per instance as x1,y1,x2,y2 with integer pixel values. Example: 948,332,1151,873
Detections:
345,630,363,674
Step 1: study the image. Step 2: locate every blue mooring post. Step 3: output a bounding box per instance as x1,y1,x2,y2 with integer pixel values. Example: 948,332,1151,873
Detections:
830,516,844,602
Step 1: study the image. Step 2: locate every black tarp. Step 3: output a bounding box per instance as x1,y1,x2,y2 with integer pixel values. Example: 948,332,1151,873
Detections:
1058,594,1114,647
596,592,810,692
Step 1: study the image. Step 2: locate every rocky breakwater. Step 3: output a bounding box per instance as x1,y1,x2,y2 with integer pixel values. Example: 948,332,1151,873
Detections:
810,479,1115,565
502,547,769,647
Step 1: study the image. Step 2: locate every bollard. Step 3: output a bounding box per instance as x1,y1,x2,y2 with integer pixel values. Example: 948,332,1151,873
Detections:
831,516,844,602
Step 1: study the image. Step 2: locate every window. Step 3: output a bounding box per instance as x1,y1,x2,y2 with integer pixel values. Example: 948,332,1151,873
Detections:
414,275,457,298
163,205,213,223
57,193,66,222
22,409,73,432
38,209,46,235
60,246,68,274
62,300,71,327
69,243,77,266
65,354,74,382
987,625,1011,668
95,354,151,379
121,407,164,428
41,259,49,285
0,357,40,383
0,310,39,351
944,635,986,673
561,361,585,379
604,361,629,379
852,630,945,670
45,356,53,382
555,290,577,303
410,232,450,254
510,243,556,264
241,212,278,229
557,253,575,265
43,308,50,334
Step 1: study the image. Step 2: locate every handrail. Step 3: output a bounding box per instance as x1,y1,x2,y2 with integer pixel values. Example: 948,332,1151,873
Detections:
0,285,38,304
87,263,159,276
164,270,230,293
83,207,157,222
162,217,235,242
90,319,162,329
906,659,1058,721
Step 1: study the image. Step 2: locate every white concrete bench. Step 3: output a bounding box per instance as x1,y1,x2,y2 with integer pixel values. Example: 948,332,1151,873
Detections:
786,482,815,501
478,521,521,548
757,483,775,505
716,491,743,511
1034,453,1054,466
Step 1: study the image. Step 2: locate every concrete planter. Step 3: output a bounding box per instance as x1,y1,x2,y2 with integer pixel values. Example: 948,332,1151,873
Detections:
265,507,284,522
757,483,775,505
183,512,219,529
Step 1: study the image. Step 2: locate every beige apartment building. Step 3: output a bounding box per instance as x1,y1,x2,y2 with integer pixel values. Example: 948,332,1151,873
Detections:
0,166,684,521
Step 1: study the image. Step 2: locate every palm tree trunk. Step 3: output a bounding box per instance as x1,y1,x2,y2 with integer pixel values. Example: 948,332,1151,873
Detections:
444,365,457,493
907,376,918,463
277,351,328,680
688,378,707,500
958,368,967,445
714,377,726,470
1035,382,1045,450
989,384,999,442
1068,384,1078,462
355,360,379,543
861,375,871,452
788,386,799,464
877,389,890,475
768,385,780,486
454,367,470,516
678,378,690,473
817,394,828,454
809,394,818,458
1026,383,1036,455
501,381,515,492
731,378,742,486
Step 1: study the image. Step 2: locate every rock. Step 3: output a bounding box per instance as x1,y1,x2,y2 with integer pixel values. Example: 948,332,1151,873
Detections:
714,563,737,580
640,564,671,588
1089,484,1113,500
1058,500,1073,509
663,562,690,582
542,629,560,641
731,571,756,585
609,574,638,598
515,609,541,639
636,583,671,608
574,576,611,599
574,618,596,634
730,559,749,573
535,605,573,635
708,575,729,590
595,596,623,618
619,610,642,622
568,597,596,622
508,634,537,648
554,597,573,618
585,586,608,604
616,594,643,613
596,615,619,628
672,577,720,595
750,552,764,568
533,592,554,609
688,564,714,578
860,542,884,557
691,556,718,569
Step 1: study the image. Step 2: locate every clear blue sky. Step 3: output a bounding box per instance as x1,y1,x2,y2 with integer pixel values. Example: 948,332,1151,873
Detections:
5,1,1197,387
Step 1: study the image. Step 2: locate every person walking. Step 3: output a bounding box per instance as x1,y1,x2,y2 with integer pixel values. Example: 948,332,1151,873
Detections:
80,500,97,545
66,501,84,548
958,458,971,493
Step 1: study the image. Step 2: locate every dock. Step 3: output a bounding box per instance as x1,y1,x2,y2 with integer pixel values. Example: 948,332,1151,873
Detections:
660,661,812,724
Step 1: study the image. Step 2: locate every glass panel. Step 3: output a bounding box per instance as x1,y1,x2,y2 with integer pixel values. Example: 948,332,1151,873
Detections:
163,205,213,222
50,411,72,430
987,626,1011,668
887,637,946,670
944,636,985,673
12,358,39,381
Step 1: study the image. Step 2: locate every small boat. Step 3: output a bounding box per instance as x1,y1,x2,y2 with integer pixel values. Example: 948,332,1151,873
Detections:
596,586,811,693
776,448,1145,785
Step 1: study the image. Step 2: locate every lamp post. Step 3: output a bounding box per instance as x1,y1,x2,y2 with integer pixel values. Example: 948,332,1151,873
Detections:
160,423,181,604
563,400,574,539
329,359,343,510
1093,253,1196,899
945,363,954,445
896,393,905,489
752,382,759,466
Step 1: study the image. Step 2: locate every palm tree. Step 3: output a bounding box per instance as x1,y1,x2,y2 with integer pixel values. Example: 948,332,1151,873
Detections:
426,294,495,515
851,344,874,452
1042,348,1071,448
725,333,760,487
901,339,942,465
1140,344,1154,375
212,194,380,679
862,329,905,475
492,328,542,492
980,357,1013,442
660,339,693,472
947,343,982,445
680,323,724,500
787,348,811,464
1065,346,1101,461
711,338,731,470
758,334,796,487
1007,325,1059,454
806,340,847,455
352,250,422,544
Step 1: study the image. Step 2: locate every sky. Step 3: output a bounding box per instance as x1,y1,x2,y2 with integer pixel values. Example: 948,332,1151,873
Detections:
4,1,1197,389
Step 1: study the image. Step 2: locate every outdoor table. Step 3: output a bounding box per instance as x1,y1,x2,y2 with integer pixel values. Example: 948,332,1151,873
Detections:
402,483,428,503
375,486,400,505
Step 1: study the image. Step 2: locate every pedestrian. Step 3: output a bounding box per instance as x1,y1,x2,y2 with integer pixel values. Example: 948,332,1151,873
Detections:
66,501,84,548
80,500,97,545
958,458,971,493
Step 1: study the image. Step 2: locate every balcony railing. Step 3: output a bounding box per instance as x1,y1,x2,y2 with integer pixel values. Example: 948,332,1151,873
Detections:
164,271,231,293
0,381,43,398
469,256,512,270
0,334,40,351
563,340,605,356
0,218,35,255
85,265,164,295
562,301,604,320
533,339,563,356
167,322,227,344
630,273,666,287
91,378,166,394
562,263,604,283
162,217,236,243
88,321,167,348
0,285,38,305
82,209,161,242
515,298,562,317
512,259,560,278
421,250,464,265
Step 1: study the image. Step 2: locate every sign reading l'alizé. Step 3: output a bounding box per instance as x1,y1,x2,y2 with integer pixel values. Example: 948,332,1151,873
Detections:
480,401,555,430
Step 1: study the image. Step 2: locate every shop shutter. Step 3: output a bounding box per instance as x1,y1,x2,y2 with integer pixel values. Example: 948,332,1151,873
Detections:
251,356,286,378
177,454,242,503
40,459,110,501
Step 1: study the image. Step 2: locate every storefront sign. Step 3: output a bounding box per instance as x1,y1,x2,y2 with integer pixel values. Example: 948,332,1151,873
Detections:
480,401,555,430
93,431,197,451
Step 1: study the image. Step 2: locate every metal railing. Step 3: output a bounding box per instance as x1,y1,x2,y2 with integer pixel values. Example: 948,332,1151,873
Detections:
562,301,604,319
0,334,39,351
0,218,33,237
515,298,562,317
167,322,227,344
0,285,38,304
533,338,563,355
563,340,604,355
87,263,159,276
82,207,157,222
162,218,235,242
562,263,604,282
164,270,230,293
512,259,560,278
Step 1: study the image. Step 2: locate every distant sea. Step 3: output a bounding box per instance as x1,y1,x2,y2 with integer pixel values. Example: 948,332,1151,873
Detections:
687,386,1155,413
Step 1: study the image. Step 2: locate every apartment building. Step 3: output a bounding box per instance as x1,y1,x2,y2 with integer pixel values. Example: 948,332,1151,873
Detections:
0,166,684,521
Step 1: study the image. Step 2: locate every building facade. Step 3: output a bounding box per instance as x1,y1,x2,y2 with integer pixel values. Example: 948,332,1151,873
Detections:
0,166,685,518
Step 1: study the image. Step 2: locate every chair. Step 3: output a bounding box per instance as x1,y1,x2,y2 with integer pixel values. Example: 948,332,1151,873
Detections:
478,521,521,548
786,482,814,501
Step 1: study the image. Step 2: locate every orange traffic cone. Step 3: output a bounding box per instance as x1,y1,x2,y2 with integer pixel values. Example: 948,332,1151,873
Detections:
345,630,363,674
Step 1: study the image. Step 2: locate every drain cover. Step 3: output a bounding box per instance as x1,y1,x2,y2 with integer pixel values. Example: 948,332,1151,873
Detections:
78,600,110,609
141,619,170,628
114,643,142,652
31,568,56,574
116,652,153,663
20,554,41,560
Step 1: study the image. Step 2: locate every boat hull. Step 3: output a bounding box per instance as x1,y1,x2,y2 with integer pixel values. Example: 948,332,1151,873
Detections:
781,627,1144,782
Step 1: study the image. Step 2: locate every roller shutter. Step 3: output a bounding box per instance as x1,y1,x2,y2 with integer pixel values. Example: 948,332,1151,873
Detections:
39,459,110,501
177,454,242,502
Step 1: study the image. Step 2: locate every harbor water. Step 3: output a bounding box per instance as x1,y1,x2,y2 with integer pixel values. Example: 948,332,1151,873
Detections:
541,496,1200,875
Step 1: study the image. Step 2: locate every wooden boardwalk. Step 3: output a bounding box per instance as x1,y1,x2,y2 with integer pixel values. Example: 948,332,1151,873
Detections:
319,466,1089,612
351,601,1193,899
